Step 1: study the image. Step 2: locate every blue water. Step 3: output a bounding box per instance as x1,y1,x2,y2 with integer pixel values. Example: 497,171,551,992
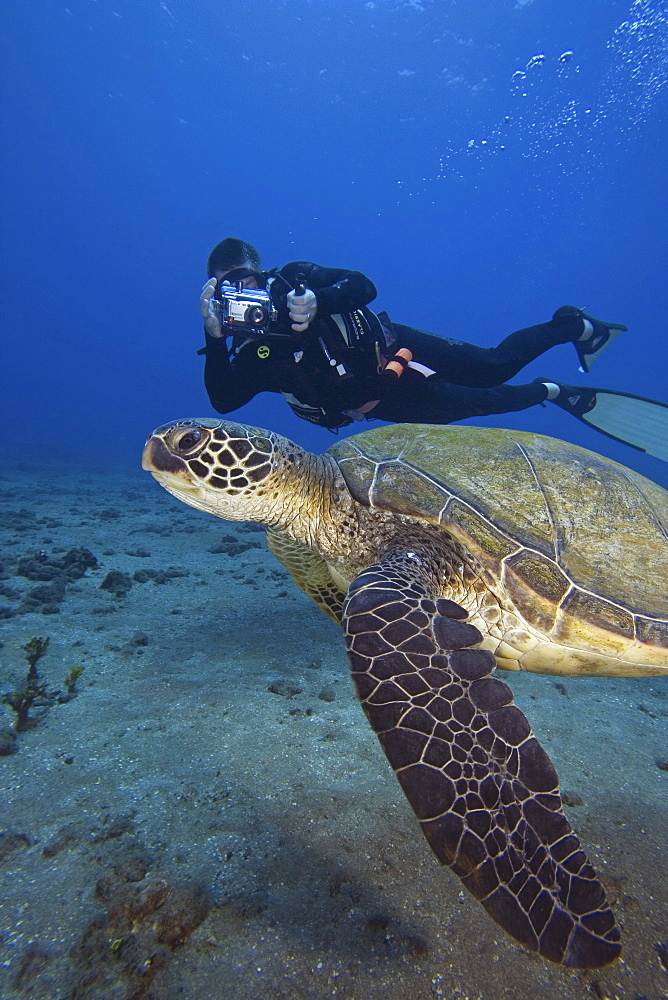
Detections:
2,0,668,484
2,6,668,996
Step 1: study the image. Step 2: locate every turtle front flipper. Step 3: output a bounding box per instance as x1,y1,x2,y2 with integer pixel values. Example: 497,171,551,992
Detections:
342,553,621,969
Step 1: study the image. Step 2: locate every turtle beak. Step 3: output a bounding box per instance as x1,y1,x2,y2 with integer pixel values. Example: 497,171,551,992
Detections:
142,434,184,474
141,435,203,497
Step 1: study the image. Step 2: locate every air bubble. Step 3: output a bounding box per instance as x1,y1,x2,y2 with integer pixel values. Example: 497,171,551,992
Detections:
430,1,668,188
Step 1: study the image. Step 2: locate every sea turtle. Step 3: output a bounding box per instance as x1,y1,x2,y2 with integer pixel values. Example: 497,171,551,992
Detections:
142,419,668,969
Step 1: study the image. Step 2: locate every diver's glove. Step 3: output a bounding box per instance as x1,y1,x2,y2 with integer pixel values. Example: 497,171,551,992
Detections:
200,277,223,338
287,287,318,333
553,304,628,373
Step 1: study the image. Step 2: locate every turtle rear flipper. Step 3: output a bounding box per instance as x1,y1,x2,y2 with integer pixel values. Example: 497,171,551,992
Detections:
342,553,621,970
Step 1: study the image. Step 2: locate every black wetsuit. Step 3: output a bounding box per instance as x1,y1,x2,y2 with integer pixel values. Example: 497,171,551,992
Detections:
200,260,582,430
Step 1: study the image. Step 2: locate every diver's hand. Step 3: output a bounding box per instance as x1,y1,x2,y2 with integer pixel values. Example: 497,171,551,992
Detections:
200,277,222,338
287,288,317,333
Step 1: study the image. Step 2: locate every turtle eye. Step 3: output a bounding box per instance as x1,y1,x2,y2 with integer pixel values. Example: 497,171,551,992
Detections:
173,428,203,454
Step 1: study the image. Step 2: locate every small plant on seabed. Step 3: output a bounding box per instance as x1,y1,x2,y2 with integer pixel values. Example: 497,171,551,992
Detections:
2,637,52,731
59,663,83,702
1,639,86,746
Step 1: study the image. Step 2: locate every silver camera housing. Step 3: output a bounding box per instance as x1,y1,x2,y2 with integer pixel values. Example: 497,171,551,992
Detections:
213,282,278,336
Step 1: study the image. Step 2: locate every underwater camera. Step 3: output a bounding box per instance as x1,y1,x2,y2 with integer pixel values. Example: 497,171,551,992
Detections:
213,281,278,336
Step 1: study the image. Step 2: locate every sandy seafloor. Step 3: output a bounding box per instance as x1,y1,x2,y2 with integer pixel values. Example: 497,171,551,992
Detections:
0,459,666,1000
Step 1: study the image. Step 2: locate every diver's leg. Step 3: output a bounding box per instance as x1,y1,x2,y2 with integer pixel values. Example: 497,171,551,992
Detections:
390,306,625,386
374,378,550,424
390,317,578,387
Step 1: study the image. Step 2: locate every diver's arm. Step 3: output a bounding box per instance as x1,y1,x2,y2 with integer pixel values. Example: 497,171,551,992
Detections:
279,261,377,314
200,334,260,413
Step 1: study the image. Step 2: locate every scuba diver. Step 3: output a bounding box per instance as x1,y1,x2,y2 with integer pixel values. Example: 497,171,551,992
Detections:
198,237,668,461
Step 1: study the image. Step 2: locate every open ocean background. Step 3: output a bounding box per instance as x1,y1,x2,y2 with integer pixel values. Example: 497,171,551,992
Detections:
2,0,668,482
